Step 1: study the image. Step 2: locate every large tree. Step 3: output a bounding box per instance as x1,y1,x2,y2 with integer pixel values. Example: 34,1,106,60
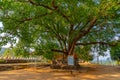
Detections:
0,0,120,62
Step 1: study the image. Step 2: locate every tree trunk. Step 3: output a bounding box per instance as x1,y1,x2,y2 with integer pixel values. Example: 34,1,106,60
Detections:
51,42,80,69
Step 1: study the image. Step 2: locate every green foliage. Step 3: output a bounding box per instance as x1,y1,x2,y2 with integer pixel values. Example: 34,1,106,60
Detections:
0,59,5,63
12,40,30,57
0,0,120,59
93,45,108,56
75,45,93,61
42,52,54,60
3,48,14,57
110,43,120,60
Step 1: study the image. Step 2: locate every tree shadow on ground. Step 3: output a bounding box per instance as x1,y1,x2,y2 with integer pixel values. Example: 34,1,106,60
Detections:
0,64,120,80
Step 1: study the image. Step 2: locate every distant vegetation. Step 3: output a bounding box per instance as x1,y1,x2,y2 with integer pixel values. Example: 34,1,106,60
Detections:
0,48,6,55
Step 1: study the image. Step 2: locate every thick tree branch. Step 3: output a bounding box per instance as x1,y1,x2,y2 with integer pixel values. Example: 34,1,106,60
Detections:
67,17,97,55
3,12,52,26
13,12,53,29
82,17,97,36
76,42,116,46
73,17,97,42
69,24,74,36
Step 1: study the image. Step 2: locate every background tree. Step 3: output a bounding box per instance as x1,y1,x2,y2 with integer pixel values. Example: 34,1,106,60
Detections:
0,0,120,65
12,40,30,57
110,42,120,65
3,48,14,58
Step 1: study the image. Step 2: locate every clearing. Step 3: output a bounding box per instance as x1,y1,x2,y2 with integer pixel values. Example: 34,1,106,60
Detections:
0,63,120,80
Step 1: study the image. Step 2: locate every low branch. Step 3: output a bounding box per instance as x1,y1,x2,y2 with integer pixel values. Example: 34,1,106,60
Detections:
51,49,66,53
76,42,116,46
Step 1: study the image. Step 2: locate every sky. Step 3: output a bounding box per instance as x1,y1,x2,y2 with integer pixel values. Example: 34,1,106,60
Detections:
0,22,11,48
0,22,2,27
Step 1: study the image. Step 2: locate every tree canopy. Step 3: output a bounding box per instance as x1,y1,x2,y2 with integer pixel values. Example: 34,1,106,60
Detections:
0,0,120,60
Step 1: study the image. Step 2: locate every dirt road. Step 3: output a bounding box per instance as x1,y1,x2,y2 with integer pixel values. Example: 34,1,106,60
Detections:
0,64,120,80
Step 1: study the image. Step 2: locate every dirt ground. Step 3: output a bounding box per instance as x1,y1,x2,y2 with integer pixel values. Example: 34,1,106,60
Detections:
0,63,120,80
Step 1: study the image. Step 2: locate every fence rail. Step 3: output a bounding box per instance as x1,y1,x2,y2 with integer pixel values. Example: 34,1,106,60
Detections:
0,56,43,64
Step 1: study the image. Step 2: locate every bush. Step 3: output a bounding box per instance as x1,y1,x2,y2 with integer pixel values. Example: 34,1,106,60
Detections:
0,59,6,63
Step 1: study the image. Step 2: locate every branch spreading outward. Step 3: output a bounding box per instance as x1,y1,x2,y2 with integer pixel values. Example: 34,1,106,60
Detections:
51,49,67,53
18,12,51,23
76,42,117,46
28,0,55,10
27,0,70,23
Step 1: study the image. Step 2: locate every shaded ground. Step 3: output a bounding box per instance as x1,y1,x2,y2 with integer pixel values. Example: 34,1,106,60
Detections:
0,63,120,80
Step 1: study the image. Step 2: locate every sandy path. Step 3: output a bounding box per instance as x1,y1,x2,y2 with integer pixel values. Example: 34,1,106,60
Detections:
0,64,120,80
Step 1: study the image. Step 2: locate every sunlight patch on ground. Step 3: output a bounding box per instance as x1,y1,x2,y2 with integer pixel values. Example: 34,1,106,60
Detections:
110,74,120,77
